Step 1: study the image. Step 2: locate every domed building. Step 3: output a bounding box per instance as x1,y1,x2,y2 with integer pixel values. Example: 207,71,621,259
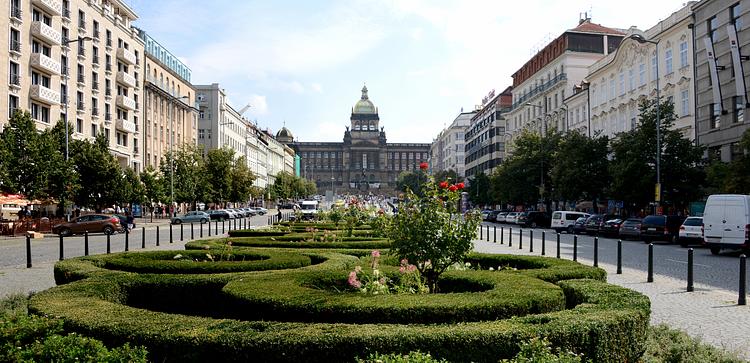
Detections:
278,85,430,195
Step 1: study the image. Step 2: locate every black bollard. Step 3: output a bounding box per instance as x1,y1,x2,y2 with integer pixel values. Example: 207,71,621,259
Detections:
486,225,490,242
215,220,219,236
25,235,32,268
501,227,504,244
740,255,747,306
647,243,654,283
593,236,599,267
84,231,89,256
142,227,146,249
222,220,225,234
191,223,194,240
687,248,694,292
509,227,513,247
617,240,622,274
208,219,212,237
519,229,523,250
106,233,111,254
573,235,578,261
156,226,160,246
180,223,184,241
541,231,546,256
125,227,129,252
493,226,496,243
480,225,483,240
556,233,561,258
169,224,173,244
200,222,203,238
529,230,534,253
59,234,64,261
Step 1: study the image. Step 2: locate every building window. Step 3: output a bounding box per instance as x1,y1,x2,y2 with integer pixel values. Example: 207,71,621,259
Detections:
708,16,718,42
651,53,657,80
9,61,20,86
711,103,721,129
9,95,19,116
732,3,743,31
734,96,745,123
679,42,688,68
618,72,625,95
31,103,50,123
628,68,635,91
91,123,97,138
609,79,615,101
10,28,21,52
665,48,673,74
681,89,690,116
76,119,83,133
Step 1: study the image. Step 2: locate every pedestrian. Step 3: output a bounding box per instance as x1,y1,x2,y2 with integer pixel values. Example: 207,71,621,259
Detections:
277,208,282,222
126,212,135,231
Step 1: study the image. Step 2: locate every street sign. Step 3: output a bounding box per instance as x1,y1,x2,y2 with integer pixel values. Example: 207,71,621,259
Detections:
654,183,661,202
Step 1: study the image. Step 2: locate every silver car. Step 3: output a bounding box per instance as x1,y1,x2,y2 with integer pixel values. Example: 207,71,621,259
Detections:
171,211,210,224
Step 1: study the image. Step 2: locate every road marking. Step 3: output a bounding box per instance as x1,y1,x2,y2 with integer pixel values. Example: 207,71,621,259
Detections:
665,258,711,268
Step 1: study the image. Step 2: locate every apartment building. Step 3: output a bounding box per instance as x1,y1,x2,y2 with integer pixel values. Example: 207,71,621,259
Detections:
430,110,475,177
505,18,624,154
2,0,144,171
582,3,696,140
464,88,512,178
693,0,750,162
137,27,197,169
195,83,249,162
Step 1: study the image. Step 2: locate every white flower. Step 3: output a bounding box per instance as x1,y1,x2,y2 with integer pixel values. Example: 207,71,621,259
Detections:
464,262,471,267
173,254,183,260
373,269,380,277
489,267,495,271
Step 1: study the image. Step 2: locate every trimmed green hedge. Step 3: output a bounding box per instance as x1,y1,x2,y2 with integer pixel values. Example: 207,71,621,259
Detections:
227,230,290,237
31,252,649,362
185,236,391,250
97,250,312,274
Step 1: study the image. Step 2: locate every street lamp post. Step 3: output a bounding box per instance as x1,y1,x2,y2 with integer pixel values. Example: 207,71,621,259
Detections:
630,34,662,208
61,36,92,220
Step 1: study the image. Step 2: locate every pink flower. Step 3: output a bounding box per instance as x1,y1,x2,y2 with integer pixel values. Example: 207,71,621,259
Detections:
371,250,381,258
400,258,409,266
348,271,361,288
407,265,417,272
379,277,386,285
400,266,406,273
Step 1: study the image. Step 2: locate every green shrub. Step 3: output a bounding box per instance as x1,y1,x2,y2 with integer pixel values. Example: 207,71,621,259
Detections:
98,250,312,274
185,237,391,250
227,230,290,237
641,324,745,363
358,351,447,363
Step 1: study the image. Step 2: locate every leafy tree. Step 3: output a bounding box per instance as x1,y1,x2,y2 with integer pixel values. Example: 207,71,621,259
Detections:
229,156,256,203
204,148,235,204
468,171,492,206
704,129,750,194
70,134,125,211
396,171,428,196
550,131,609,210
270,172,296,200
140,166,165,207
610,99,704,211
160,145,206,209
120,167,145,206
433,169,464,184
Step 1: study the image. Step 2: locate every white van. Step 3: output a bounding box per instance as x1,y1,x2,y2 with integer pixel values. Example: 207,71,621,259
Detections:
703,194,750,255
300,200,319,220
551,211,590,234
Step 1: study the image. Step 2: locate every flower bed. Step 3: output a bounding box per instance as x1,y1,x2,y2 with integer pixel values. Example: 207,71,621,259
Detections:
31,251,649,362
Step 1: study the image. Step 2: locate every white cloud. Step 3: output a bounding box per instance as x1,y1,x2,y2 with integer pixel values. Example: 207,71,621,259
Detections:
310,83,323,93
247,95,269,116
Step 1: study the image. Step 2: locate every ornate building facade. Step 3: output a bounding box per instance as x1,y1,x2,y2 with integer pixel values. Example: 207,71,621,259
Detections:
283,86,430,194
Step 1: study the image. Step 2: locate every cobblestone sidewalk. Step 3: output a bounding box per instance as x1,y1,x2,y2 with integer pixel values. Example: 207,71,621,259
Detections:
473,240,750,360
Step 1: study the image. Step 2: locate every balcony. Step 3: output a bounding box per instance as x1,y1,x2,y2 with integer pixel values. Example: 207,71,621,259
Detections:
133,146,139,155
105,63,112,72
32,0,62,17
116,118,136,133
92,81,99,90
92,55,99,65
77,74,85,84
93,30,100,40
77,101,85,111
92,107,99,116
30,53,62,75
9,40,21,53
31,21,62,46
116,95,136,110
116,47,136,65
105,113,112,122
105,87,112,97
30,84,61,105
116,71,136,88
10,6,22,20
62,7,70,19
9,74,21,87
78,19,86,30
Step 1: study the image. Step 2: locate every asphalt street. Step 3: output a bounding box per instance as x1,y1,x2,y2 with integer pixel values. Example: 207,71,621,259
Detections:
479,221,748,293
0,215,270,268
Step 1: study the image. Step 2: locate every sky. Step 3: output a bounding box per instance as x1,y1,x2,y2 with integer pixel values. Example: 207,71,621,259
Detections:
126,0,688,143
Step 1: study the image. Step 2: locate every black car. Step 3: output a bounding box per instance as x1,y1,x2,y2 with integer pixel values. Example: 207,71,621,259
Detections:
517,211,551,228
208,210,231,221
584,214,619,235
486,210,502,222
600,218,623,237
640,215,686,244
572,217,588,235
618,218,642,240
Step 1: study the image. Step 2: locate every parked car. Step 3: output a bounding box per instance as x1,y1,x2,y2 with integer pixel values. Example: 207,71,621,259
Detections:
250,207,268,215
208,210,232,221
584,214,619,235
640,215,686,244
572,217,588,235
618,218,643,240
52,214,121,236
486,210,501,222
551,211,590,234
495,212,508,223
480,210,493,221
679,216,704,247
505,212,520,224
600,218,624,237
703,194,750,255
517,211,551,228
171,211,210,225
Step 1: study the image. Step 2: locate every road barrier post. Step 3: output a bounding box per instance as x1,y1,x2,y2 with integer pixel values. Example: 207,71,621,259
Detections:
25,235,32,268
687,248,694,292
208,220,212,237
593,236,599,267
556,233,561,258
617,240,622,274
142,227,146,249
170,224,173,244
647,243,654,283
541,231,546,256
125,227,129,252
519,229,523,250
84,231,89,256
486,225,490,242
59,234,64,261
739,255,747,306
500,227,504,244
479,226,483,240
222,220,225,234
156,226,160,247
200,222,203,238
493,226,496,243
509,227,512,247
529,230,534,253
573,235,578,261
106,233,110,254
190,223,194,240
180,223,184,241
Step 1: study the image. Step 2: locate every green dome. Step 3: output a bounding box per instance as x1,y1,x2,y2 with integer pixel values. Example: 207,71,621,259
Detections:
353,85,377,114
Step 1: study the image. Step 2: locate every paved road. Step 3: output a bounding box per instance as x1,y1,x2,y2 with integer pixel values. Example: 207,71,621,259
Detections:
0,215,271,269
479,222,748,293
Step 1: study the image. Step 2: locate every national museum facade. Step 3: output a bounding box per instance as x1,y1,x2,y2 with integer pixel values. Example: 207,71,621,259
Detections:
279,86,430,194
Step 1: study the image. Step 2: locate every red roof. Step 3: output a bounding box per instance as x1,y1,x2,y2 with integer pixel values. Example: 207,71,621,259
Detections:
570,20,624,35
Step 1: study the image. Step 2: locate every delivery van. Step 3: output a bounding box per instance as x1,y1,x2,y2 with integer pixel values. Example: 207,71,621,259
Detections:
702,194,750,255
